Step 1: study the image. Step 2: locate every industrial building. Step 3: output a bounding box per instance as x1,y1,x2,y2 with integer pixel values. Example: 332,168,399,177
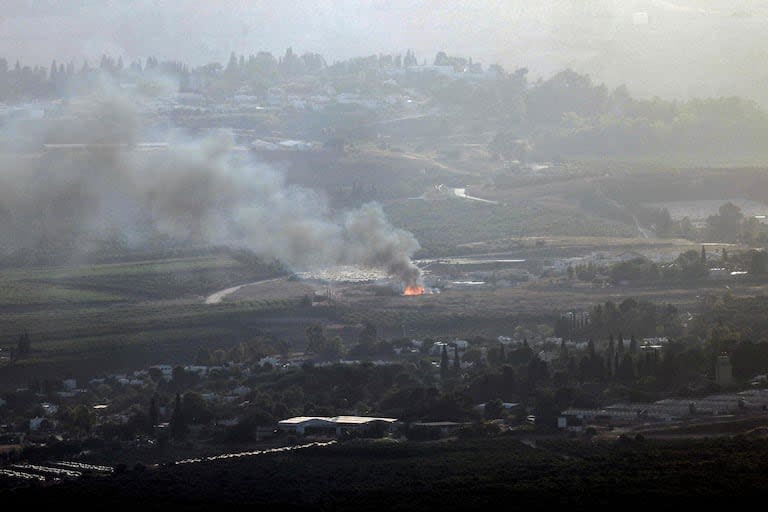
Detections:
277,416,398,437
558,388,768,430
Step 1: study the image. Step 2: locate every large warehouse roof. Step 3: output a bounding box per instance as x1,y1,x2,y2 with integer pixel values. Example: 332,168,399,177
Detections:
278,415,398,427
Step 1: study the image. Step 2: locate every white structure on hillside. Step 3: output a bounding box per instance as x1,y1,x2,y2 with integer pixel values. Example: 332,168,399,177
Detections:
277,416,398,437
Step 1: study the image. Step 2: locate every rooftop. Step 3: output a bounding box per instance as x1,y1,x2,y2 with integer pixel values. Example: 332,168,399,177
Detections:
278,415,398,426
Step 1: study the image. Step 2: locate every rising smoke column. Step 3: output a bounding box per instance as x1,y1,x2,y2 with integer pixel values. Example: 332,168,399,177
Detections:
0,83,422,285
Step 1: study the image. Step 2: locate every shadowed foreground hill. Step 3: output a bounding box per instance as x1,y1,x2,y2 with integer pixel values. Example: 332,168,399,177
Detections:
3,437,768,509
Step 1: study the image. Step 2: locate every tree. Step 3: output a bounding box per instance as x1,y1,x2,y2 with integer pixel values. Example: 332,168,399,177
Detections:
170,393,188,440
195,346,210,365
706,202,743,242
226,51,238,73
172,366,192,390
149,394,159,430
148,367,163,382
617,354,635,384
453,345,461,372
440,345,450,380
607,336,616,377
17,331,31,357
359,322,377,347
183,391,212,424
675,249,708,280
749,250,768,275
484,398,504,420
655,207,673,237
502,365,517,398
58,405,94,436
321,336,343,361
305,325,327,354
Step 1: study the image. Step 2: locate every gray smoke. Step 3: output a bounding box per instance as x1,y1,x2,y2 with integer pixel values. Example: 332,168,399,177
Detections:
0,84,422,285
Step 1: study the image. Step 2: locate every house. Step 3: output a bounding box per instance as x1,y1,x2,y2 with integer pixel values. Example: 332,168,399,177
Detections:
232,385,251,397
29,417,48,432
277,416,398,437
452,340,469,351
430,340,467,356
151,365,174,379
557,415,584,432
709,268,731,280
278,139,316,151
40,402,58,416
258,356,280,367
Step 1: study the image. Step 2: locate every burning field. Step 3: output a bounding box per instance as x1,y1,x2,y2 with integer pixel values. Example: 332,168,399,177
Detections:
402,285,425,296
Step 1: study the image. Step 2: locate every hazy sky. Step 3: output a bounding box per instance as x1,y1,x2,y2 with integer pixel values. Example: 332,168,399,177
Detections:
2,0,768,103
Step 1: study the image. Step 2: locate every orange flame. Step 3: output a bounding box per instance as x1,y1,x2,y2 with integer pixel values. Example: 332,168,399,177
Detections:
403,285,425,296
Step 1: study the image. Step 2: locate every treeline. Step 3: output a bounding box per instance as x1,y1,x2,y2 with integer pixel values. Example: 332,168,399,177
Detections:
555,298,682,340
490,70,768,161
4,47,768,161
566,244,768,286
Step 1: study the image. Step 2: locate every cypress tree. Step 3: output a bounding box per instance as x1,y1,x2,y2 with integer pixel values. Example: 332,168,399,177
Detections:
149,394,159,431
440,344,450,380
17,331,31,357
170,393,187,440
453,345,461,372
607,335,615,362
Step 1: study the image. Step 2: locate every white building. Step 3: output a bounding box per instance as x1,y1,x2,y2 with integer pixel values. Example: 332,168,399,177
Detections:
277,416,398,437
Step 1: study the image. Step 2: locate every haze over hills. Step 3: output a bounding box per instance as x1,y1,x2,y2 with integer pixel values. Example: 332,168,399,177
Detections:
2,0,768,105
4,3,768,508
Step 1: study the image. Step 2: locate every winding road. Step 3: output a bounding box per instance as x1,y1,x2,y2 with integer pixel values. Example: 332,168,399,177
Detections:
204,278,283,304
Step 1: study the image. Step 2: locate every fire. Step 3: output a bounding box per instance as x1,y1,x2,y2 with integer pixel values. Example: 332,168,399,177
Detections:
402,285,425,296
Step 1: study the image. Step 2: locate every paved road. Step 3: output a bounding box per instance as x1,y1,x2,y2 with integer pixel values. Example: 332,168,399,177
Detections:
452,187,499,205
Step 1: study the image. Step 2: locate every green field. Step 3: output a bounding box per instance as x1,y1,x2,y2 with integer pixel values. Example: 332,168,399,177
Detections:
384,197,635,257
0,253,299,386
0,254,283,305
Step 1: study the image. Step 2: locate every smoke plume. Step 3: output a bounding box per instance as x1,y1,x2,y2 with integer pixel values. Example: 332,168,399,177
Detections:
0,83,422,285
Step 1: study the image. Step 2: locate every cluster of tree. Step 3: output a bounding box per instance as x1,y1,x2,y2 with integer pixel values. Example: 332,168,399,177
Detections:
194,336,290,367
556,298,683,341
0,47,426,103
608,248,712,285
521,80,768,161
6,45,768,162
705,202,767,244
